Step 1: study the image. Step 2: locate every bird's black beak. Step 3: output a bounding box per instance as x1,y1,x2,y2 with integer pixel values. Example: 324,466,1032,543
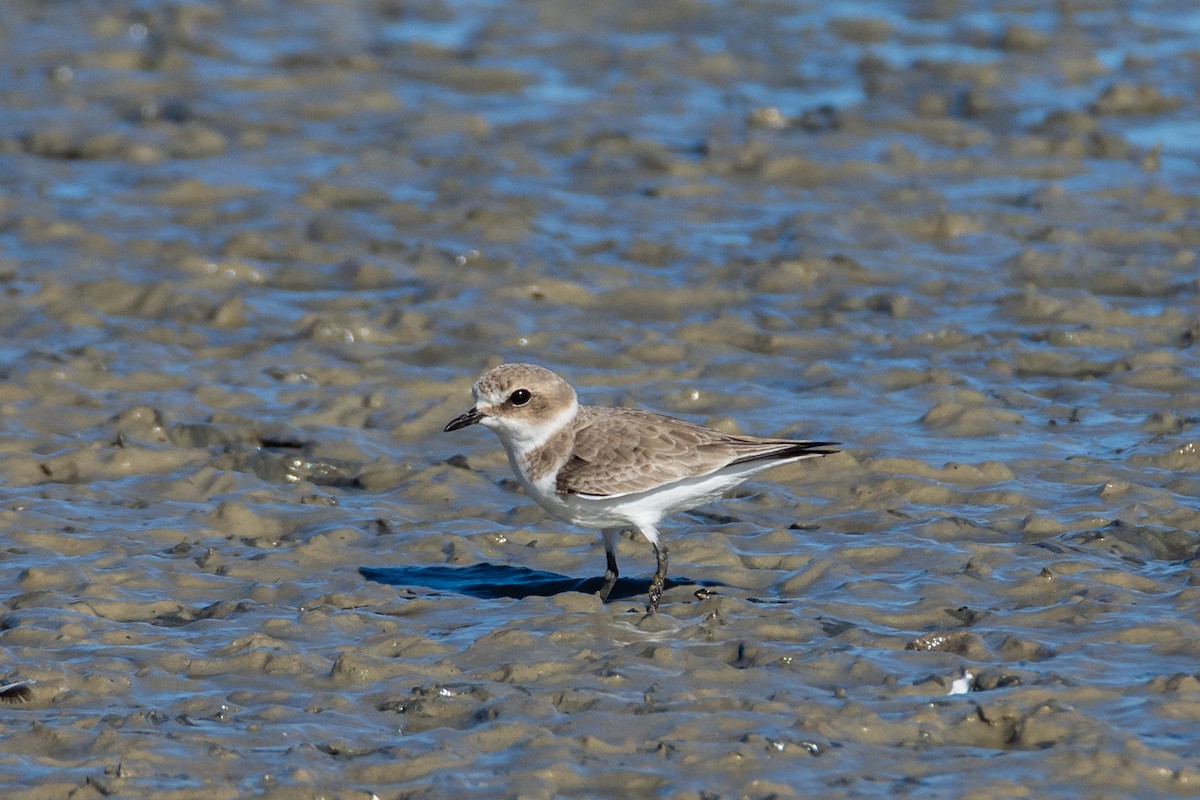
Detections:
444,407,485,432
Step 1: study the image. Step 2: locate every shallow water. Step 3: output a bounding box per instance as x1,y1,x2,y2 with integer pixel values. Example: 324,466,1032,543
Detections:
1,0,1198,797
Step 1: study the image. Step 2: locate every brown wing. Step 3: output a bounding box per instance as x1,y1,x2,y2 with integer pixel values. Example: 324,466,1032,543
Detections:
555,405,837,497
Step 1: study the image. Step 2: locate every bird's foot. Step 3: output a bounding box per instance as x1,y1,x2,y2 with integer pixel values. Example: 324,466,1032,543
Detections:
646,542,669,612
597,569,617,602
646,574,664,613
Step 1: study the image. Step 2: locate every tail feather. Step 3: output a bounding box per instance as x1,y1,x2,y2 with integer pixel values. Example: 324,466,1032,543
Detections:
729,440,840,467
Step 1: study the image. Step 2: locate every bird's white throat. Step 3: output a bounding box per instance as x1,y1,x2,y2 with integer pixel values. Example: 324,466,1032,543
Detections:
485,397,578,456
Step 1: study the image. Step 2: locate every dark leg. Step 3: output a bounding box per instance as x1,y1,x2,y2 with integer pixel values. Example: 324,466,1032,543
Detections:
598,547,619,601
647,542,669,612
598,528,620,602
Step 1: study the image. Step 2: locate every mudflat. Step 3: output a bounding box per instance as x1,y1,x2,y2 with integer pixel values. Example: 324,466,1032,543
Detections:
0,1,1197,798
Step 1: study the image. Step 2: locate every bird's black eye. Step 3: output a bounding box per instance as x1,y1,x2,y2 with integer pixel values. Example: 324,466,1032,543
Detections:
509,388,532,406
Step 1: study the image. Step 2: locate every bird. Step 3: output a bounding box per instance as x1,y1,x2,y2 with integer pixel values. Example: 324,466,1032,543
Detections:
444,363,839,611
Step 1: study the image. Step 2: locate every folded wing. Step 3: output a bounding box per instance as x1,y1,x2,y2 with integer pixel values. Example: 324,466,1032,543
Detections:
556,406,838,497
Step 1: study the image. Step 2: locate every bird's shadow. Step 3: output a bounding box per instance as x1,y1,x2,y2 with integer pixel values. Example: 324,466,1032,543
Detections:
360,563,721,601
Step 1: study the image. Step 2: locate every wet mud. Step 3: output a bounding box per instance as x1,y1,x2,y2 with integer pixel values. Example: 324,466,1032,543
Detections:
0,1,1198,798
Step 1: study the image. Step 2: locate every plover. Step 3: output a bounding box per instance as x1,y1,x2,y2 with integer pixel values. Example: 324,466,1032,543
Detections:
444,363,839,611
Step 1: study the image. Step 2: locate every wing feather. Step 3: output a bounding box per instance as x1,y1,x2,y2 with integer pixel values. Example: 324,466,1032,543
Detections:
555,405,837,497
